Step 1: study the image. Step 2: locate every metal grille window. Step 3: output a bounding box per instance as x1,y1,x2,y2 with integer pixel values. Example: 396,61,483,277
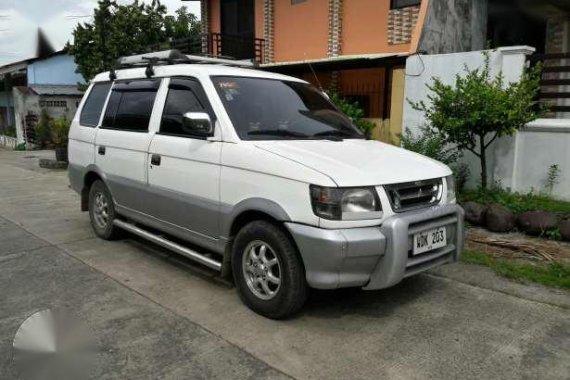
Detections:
40,100,67,108
390,0,420,9
385,178,443,212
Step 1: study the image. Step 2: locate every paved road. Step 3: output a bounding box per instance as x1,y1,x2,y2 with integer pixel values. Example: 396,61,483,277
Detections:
1,150,570,380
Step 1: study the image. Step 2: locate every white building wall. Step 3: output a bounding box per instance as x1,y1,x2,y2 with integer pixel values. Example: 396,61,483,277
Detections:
403,46,570,200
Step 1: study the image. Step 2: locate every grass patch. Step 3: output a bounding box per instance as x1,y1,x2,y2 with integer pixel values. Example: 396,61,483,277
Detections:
462,250,570,290
460,189,570,215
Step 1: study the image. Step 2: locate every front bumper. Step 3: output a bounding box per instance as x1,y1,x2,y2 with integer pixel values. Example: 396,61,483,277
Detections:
285,203,464,290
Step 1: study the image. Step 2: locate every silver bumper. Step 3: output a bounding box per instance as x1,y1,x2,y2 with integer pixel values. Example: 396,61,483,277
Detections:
285,204,464,290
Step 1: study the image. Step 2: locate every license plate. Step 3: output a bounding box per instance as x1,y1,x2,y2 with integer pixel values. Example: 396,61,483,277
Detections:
413,227,447,255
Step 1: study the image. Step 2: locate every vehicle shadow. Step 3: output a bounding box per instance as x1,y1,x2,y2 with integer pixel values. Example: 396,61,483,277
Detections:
122,230,437,319
301,275,437,320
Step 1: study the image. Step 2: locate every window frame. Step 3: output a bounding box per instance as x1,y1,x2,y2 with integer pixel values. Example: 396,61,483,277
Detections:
100,78,161,133
390,0,420,10
158,76,217,140
79,81,112,128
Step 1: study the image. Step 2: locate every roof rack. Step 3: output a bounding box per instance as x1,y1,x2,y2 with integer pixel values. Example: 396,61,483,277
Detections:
113,49,258,79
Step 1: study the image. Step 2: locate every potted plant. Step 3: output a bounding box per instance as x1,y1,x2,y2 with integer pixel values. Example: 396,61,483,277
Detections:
51,117,71,162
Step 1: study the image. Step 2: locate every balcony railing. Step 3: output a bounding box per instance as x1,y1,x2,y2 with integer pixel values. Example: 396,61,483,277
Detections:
528,52,570,118
151,33,265,64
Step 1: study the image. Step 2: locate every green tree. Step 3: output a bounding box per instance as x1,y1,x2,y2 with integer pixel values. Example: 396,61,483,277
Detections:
164,7,201,40
67,0,200,81
410,55,543,189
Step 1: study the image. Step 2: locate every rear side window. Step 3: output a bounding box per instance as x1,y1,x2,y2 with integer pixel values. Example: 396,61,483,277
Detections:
102,79,160,132
160,78,213,137
80,82,111,127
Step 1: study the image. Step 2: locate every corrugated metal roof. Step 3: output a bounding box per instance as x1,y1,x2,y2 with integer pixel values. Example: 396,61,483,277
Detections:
30,85,84,96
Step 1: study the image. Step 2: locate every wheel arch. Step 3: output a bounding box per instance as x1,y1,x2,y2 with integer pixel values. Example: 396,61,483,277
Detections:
222,198,291,239
81,165,106,211
221,199,305,279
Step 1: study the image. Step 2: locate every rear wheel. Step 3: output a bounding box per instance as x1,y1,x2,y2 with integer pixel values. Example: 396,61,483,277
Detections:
232,220,307,319
88,180,121,240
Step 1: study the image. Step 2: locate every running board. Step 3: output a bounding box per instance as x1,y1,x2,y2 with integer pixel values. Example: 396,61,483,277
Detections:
113,219,222,271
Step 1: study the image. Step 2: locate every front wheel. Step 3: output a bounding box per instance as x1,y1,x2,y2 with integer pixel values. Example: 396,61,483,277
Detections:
232,221,307,319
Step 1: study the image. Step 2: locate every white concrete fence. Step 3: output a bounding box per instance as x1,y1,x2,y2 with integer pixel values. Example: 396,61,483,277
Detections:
403,46,570,201
0,135,17,149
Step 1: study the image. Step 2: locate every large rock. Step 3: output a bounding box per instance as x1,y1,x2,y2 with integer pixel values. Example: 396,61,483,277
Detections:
463,201,488,225
560,219,570,242
485,204,515,233
516,211,558,236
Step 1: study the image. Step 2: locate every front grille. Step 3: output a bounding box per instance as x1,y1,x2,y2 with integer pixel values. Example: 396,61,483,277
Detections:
385,178,443,212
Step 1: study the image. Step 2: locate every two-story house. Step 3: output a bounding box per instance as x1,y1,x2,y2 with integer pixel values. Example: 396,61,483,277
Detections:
188,0,486,142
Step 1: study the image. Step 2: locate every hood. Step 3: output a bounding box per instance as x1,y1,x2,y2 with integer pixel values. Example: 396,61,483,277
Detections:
254,139,451,187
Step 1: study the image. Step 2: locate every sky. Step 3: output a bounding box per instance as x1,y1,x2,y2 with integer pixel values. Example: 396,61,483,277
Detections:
0,0,200,66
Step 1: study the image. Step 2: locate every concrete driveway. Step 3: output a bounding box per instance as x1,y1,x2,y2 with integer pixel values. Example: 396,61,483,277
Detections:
1,149,569,380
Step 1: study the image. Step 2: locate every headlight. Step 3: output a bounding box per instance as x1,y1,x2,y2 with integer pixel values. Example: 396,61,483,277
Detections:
310,186,382,220
445,175,456,204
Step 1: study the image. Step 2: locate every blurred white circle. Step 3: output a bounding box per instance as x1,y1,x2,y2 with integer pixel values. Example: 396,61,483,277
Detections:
13,309,99,380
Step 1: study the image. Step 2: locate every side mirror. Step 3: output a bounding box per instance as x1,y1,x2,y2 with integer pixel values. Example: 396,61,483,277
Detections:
182,112,213,137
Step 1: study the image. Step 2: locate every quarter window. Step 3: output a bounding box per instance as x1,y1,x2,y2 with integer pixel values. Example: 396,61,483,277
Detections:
80,82,111,127
102,79,159,132
160,78,214,137
390,0,420,9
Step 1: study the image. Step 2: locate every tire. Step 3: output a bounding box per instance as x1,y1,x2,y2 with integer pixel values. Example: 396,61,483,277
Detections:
232,220,307,319
88,180,122,240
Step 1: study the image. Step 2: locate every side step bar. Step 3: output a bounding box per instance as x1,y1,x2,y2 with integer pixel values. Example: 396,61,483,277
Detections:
113,219,222,271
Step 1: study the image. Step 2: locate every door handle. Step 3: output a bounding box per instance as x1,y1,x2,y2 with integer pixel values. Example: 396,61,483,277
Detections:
151,154,161,166
98,146,105,155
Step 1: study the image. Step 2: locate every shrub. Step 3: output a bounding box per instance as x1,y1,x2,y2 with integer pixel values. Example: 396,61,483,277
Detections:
34,110,53,148
51,117,71,148
330,93,376,137
400,126,460,165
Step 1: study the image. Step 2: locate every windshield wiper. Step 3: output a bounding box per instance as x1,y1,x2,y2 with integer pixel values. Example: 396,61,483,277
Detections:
312,130,364,140
248,129,310,138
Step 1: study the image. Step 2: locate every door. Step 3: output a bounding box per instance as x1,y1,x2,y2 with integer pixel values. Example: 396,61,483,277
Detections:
220,0,255,59
69,82,112,169
95,78,161,212
146,77,222,240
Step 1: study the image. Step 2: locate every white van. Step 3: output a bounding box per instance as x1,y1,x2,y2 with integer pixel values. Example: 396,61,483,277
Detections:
68,51,464,319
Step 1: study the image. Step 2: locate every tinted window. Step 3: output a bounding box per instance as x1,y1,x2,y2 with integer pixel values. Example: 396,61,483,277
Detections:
212,76,364,141
80,82,111,127
160,79,210,136
102,79,159,132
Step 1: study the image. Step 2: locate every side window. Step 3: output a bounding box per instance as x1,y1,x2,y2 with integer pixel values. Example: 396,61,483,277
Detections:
160,78,214,137
80,82,111,127
102,79,160,132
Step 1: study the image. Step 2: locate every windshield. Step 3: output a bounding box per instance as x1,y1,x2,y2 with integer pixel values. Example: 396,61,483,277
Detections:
212,76,365,141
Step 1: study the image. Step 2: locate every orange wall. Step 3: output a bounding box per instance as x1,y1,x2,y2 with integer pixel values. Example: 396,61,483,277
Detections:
255,0,264,39
342,0,411,55
273,0,329,62
210,0,220,33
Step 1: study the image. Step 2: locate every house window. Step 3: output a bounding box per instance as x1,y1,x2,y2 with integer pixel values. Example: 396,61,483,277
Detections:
291,0,306,4
390,0,420,9
40,100,67,108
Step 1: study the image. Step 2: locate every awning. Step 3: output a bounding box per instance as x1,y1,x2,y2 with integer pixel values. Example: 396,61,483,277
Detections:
30,85,84,96
261,53,409,74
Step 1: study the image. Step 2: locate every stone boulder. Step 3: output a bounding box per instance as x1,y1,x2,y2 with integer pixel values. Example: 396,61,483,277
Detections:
560,219,570,242
516,211,558,236
485,204,515,233
463,201,488,225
